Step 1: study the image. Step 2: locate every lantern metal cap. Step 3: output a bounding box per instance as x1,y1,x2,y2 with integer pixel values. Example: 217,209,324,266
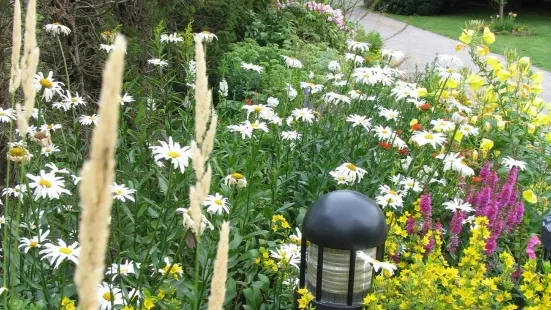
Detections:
302,190,387,250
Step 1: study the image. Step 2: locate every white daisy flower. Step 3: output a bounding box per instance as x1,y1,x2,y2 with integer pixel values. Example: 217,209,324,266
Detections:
412,131,447,149
346,39,370,53
382,49,405,62
348,90,368,101
502,156,527,171
39,239,80,268
147,58,168,67
118,93,134,106
39,123,62,132
281,55,303,68
228,123,253,139
41,144,60,157
175,208,214,233
105,260,140,279
19,229,50,253
61,90,86,107
379,108,400,121
328,60,341,72
2,184,27,200
266,97,279,108
149,137,193,173
281,130,302,141
111,183,136,202
286,83,297,100
242,104,274,120
224,173,247,188
270,243,300,269
430,119,455,132
79,114,99,126
246,120,269,132
459,124,479,136
269,115,283,126
44,23,71,36
26,170,71,200
326,73,344,81
98,282,123,310
391,81,418,101
399,177,422,193
99,44,116,53
344,53,364,66
357,251,397,275
346,114,372,130
195,30,218,43
203,193,230,215
375,185,403,209
45,162,70,174
372,125,394,140
33,71,64,102
436,152,475,177
322,92,351,105
291,108,315,123
333,163,367,184
241,62,263,73
333,79,347,87
0,108,16,123
299,82,324,94
330,169,351,185
160,32,183,43
443,198,474,212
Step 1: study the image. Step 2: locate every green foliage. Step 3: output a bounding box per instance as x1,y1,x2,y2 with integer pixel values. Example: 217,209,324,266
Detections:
371,0,458,15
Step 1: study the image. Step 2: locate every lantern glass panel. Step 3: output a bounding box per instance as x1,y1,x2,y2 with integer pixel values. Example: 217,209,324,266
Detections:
306,244,375,305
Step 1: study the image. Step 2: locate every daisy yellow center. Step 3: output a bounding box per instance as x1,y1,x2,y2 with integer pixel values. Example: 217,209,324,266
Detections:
0,111,5,116
116,190,123,195
89,116,95,120
39,179,52,188
447,68,454,73
54,22,61,25
345,163,357,171
40,78,53,88
47,124,53,129
214,199,223,205
389,190,397,195
254,106,262,112
231,173,244,179
44,148,51,152
120,268,129,274
251,123,259,128
8,147,26,156
381,130,388,134
337,176,344,181
103,292,111,301
424,133,434,140
70,97,77,103
407,182,413,187
201,30,211,34
30,241,38,248
387,197,395,204
167,151,180,158
59,247,73,255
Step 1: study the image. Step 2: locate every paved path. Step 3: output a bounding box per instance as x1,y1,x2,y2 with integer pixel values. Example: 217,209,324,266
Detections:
350,8,551,101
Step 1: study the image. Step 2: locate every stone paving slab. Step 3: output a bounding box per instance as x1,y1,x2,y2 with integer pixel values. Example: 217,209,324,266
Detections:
351,8,551,101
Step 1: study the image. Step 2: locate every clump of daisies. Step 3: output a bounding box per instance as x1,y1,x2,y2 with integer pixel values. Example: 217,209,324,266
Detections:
330,163,367,185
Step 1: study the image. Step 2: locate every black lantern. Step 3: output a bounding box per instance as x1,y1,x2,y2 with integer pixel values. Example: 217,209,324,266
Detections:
543,211,551,260
297,190,387,309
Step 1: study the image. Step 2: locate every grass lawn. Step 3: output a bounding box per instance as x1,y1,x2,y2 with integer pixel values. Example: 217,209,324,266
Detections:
387,10,551,70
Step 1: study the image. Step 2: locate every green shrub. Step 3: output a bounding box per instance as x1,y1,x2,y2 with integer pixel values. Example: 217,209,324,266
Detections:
369,0,458,15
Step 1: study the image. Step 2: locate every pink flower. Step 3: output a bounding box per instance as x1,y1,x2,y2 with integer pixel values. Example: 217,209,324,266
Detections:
526,235,541,259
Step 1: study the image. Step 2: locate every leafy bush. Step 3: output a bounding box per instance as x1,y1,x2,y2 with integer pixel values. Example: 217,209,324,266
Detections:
370,0,458,15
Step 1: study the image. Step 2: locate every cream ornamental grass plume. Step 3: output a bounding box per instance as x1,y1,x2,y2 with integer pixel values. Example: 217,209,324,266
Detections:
74,35,126,310
19,0,40,121
189,35,218,235
9,0,22,93
207,222,230,310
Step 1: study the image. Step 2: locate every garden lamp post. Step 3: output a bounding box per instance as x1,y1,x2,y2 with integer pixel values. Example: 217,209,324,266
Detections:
543,211,551,261
297,190,387,309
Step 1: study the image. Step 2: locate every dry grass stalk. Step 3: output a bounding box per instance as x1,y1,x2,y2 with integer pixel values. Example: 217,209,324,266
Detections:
20,0,39,120
207,222,230,310
189,36,218,235
9,0,22,93
74,35,126,310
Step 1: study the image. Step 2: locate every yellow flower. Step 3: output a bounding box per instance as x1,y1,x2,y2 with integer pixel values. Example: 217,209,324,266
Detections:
122,306,135,310
527,124,536,134
497,69,511,81
410,119,418,126
143,297,156,309
480,138,494,150
417,87,428,97
523,189,538,204
466,74,484,90
459,29,475,44
455,43,466,52
363,294,377,305
486,56,502,70
445,78,459,89
531,71,544,84
545,132,551,143
482,27,495,44
477,45,490,56
61,297,76,310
